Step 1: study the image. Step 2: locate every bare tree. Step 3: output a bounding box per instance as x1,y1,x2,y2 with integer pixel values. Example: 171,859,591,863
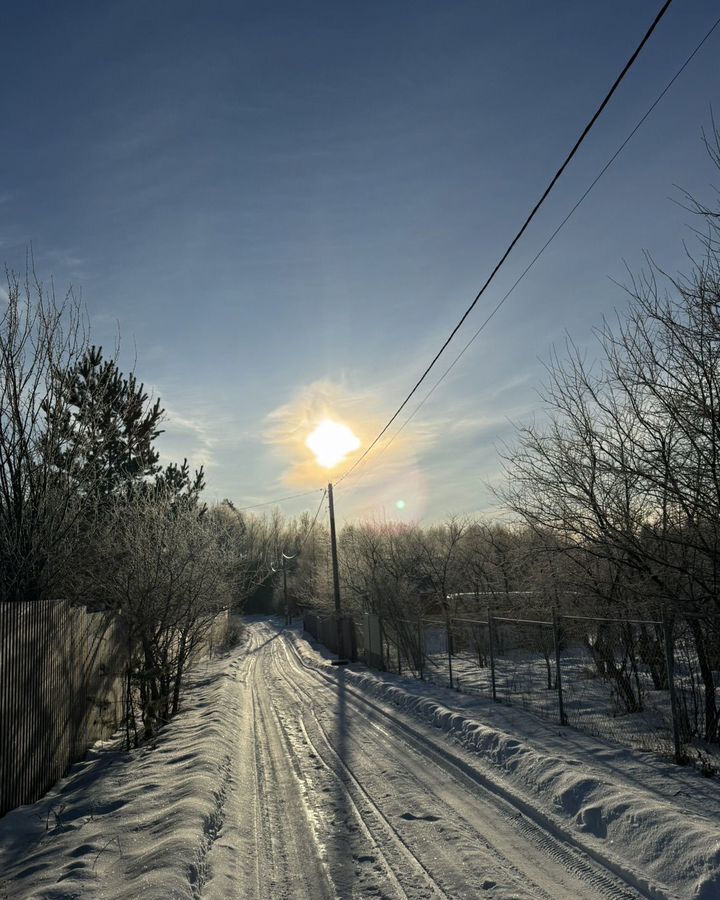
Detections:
502,127,720,740
0,269,105,601
413,516,469,617
86,489,233,739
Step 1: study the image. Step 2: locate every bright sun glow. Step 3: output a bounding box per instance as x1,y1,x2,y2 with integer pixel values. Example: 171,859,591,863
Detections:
305,419,361,469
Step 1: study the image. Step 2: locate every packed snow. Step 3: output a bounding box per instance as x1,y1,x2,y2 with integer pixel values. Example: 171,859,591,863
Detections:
1,617,718,899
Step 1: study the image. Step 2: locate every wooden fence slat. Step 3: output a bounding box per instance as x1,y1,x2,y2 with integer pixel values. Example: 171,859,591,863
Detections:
0,600,126,818
0,602,9,812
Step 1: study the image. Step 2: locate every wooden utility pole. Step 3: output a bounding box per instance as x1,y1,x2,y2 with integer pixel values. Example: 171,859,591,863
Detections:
274,551,296,627
282,555,289,625
327,482,345,660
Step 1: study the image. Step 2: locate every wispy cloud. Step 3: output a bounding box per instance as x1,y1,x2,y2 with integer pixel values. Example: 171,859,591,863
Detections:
157,403,219,474
264,378,428,487
262,378,448,522
339,370,540,522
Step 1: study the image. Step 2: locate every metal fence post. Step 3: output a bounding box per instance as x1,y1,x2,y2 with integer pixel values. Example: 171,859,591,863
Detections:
417,617,424,680
446,615,454,689
662,611,682,763
487,607,497,702
379,615,385,672
552,609,567,726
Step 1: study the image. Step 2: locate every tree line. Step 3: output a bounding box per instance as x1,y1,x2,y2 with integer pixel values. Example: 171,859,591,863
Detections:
5,129,720,750
275,129,720,747
0,271,280,739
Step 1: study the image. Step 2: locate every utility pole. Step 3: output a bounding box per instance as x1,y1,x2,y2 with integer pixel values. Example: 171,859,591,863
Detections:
327,482,345,661
273,551,296,627
282,555,289,625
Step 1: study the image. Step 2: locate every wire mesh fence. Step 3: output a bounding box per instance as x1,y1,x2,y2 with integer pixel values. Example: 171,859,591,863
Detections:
672,613,720,759
558,615,673,755
487,616,560,720
357,608,720,769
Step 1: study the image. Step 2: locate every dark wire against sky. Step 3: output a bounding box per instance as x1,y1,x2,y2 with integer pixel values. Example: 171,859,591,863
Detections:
1,1,719,519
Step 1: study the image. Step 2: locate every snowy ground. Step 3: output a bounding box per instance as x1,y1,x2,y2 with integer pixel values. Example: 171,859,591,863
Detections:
1,618,719,899
390,631,711,762
414,647,681,756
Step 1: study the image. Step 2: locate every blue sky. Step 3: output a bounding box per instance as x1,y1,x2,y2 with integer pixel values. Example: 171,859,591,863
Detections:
2,1,719,523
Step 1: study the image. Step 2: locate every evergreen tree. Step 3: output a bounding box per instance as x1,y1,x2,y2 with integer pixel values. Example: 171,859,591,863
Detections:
54,346,164,497
154,458,206,513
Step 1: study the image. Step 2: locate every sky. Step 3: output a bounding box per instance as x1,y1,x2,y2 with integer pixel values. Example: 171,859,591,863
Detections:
1,0,719,524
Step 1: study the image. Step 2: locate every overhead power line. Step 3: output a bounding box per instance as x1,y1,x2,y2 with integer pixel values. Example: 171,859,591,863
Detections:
234,487,324,512
273,492,327,561
337,9,720,494
336,0,674,486
297,489,327,550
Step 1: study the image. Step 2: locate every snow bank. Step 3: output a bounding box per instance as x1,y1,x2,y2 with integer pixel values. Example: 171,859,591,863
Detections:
292,626,720,900
0,648,242,900
4,619,717,900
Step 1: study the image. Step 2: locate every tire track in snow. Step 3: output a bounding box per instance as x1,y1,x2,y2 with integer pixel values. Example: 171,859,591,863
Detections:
252,645,337,899
277,626,646,900
315,690,633,900
270,635,532,899
255,646,384,899
303,705,548,900
260,637,415,899
201,626,332,899
295,705,442,900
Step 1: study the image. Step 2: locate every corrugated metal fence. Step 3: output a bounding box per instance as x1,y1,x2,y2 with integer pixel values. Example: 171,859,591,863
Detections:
0,600,126,818
303,612,357,661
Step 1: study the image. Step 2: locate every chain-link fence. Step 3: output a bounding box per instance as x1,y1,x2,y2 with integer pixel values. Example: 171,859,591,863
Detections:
356,609,720,769
558,615,670,754
373,617,422,678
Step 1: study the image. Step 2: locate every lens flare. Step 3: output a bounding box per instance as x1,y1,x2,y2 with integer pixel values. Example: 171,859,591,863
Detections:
305,419,361,469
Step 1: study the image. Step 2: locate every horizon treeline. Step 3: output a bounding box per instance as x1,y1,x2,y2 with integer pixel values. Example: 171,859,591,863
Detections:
3,127,720,745
271,127,720,745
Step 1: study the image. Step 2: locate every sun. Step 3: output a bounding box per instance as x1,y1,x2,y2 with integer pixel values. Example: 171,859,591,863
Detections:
305,419,361,469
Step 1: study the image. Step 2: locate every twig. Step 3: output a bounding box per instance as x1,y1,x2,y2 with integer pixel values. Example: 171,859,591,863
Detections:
92,835,123,871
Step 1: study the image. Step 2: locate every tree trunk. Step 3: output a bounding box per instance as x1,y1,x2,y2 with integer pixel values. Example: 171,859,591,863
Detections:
689,618,719,743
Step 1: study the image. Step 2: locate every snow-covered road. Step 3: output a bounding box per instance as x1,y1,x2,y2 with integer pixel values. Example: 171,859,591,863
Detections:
203,622,645,899
2,619,718,899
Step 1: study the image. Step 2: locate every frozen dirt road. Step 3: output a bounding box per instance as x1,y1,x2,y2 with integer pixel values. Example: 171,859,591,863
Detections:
203,621,646,900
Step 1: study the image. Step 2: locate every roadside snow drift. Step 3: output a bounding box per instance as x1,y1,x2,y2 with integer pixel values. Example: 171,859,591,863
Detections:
2,620,719,900
0,652,239,900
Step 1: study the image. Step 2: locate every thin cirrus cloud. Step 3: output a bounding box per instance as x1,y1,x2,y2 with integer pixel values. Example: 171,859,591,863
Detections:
263,379,425,491
157,403,219,475
259,377,469,523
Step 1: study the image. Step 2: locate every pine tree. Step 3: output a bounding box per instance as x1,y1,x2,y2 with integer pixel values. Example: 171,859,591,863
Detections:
154,458,206,513
54,346,164,497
